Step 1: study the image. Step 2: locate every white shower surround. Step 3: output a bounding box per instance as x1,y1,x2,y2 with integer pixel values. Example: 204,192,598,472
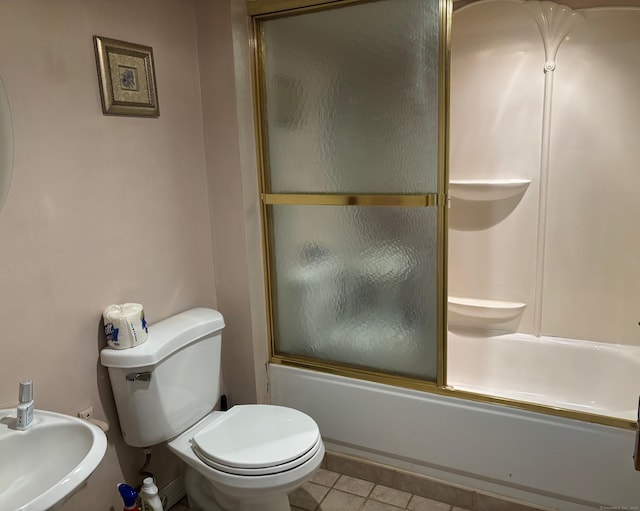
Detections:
448,0,640,344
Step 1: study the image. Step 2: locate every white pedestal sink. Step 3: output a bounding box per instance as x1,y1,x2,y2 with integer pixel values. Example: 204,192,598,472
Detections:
0,408,107,511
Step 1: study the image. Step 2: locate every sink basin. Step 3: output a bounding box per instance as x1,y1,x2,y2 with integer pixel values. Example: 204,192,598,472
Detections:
0,408,107,511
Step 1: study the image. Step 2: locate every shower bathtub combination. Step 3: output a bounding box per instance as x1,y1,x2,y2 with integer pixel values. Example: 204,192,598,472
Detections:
250,0,640,509
271,356,640,511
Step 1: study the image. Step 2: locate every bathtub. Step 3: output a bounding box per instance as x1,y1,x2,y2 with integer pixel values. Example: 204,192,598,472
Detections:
270,356,640,510
447,328,640,421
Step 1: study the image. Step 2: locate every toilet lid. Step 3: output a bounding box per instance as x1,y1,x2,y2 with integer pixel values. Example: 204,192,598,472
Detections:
193,435,322,476
192,405,320,469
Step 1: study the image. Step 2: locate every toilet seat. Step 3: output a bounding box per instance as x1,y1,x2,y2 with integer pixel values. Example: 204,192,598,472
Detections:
191,405,321,476
193,436,323,476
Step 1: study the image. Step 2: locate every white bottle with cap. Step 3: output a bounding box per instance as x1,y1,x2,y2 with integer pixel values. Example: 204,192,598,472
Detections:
16,380,34,430
139,477,164,511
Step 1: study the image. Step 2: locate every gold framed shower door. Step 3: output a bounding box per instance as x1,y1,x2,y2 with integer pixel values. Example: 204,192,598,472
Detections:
247,0,636,431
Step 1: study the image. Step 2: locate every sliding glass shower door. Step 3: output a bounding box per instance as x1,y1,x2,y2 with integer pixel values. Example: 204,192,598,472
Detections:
251,0,448,385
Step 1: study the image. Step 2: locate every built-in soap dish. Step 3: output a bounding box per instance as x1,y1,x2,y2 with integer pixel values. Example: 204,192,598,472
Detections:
449,179,531,201
448,296,526,323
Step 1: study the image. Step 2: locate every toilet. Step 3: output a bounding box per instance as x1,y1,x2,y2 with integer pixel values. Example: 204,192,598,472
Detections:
100,308,324,511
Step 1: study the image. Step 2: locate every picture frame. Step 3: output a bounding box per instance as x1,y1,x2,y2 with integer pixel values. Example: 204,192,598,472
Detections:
93,35,159,117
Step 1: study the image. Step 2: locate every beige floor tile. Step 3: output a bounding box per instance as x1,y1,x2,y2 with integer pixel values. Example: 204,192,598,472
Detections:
451,508,472,511
289,481,330,510
311,468,341,487
318,489,366,511
334,475,375,497
370,484,412,508
361,499,405,511
407,494,452,511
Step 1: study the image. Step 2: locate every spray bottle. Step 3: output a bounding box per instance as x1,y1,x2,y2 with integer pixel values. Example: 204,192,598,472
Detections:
118,483,141,511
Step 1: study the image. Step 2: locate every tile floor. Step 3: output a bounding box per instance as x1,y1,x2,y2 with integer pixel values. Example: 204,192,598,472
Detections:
168,469,469,511
289,469,470,511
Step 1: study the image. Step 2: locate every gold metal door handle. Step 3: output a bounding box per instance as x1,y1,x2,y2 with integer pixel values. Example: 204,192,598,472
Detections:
634,396,640,471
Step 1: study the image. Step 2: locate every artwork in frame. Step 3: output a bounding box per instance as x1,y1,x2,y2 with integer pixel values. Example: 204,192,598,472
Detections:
93,35,159,117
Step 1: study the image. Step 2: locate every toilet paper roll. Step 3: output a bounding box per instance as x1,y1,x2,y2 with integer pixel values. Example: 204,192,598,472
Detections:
103,303,148,349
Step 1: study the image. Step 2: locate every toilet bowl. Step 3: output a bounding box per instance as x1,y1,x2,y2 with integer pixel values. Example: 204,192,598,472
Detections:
100,308,324,511
169,406,325,511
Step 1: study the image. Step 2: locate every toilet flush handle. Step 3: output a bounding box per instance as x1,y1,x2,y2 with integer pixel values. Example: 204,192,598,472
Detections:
126,372,152,382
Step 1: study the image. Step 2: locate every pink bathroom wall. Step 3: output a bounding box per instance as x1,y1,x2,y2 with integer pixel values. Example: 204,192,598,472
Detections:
0,1,216,508
194,0,269,408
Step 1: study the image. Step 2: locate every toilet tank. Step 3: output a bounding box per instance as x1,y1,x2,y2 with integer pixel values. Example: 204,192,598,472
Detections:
100,308,225,447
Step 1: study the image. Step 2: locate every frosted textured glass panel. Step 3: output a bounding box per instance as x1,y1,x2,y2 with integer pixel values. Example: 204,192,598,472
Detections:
271,206,438,380
262,0,440,194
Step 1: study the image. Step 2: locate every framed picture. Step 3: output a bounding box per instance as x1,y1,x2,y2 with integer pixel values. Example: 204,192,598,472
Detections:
93,35,159,117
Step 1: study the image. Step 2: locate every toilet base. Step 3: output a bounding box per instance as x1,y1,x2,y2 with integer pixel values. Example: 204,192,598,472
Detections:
184,465,292,511
239,495,290,511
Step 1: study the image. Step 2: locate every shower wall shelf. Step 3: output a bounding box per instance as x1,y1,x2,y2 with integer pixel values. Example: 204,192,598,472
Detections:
448,296,526,322
449,178,531,201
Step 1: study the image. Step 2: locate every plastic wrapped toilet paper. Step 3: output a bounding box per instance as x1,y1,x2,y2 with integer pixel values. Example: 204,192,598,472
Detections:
103,303,148,349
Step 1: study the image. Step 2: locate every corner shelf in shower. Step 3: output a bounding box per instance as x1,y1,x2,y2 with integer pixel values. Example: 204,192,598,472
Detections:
448,296,526,322
449,179,531,201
